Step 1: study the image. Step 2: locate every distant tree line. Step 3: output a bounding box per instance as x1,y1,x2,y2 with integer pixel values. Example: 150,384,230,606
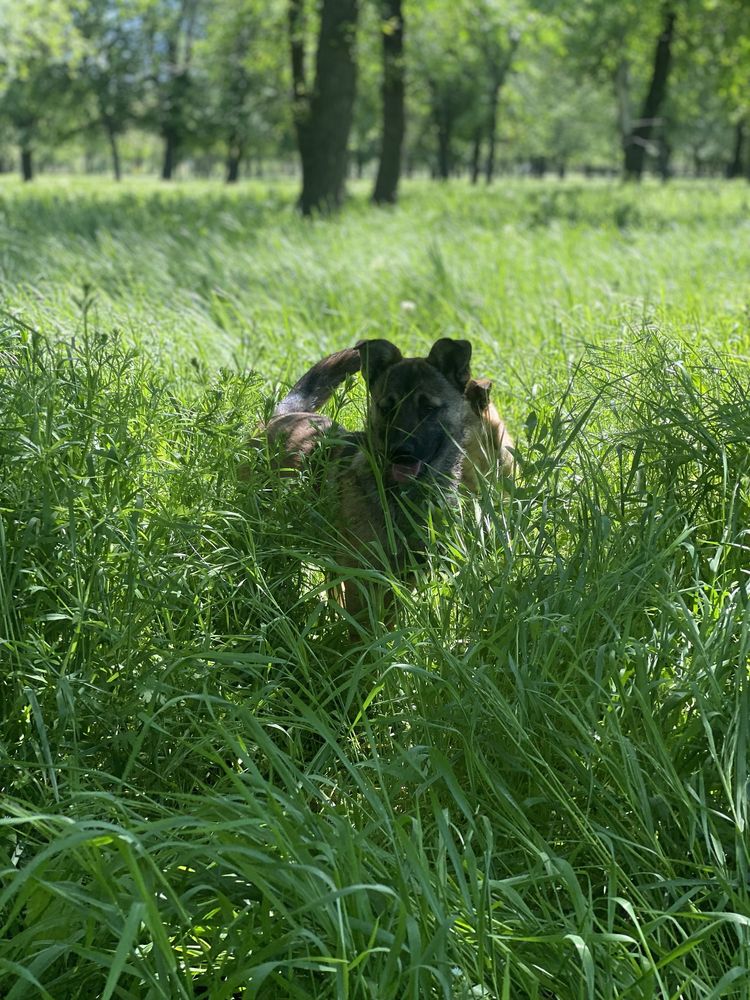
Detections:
0,0,748,212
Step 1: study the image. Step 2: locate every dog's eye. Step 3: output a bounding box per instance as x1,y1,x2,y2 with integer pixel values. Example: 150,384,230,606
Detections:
418,394,440,415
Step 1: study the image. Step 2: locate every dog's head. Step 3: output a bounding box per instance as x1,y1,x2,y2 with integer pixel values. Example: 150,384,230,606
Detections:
465,377,492,416
355,337,472,485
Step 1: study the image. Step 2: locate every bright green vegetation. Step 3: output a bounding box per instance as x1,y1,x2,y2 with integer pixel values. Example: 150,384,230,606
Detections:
1,179,749,998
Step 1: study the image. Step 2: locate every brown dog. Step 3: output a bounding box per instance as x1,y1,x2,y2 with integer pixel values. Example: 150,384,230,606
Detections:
255,338,511,621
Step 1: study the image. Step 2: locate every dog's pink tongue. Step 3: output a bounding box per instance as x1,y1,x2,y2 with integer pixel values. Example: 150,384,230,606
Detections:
390,459,423,483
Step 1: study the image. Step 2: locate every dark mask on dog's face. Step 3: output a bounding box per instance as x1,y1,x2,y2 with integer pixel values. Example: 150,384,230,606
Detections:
356,338,472,485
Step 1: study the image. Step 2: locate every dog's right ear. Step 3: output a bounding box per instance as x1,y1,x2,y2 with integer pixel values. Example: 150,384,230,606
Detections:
355,339,402,387
465,378,492,414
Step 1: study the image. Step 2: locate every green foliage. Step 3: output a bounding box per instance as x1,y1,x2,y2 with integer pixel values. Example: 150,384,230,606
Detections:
1,0,749,178
0,178,749,996
195,0,289,168
0,0,86,161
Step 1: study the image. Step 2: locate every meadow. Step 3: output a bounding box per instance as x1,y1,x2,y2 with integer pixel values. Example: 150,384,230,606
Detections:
1,176,749,998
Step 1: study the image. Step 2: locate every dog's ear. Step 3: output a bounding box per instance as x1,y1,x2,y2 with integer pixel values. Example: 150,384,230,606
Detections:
465,377,492,414
427,338,472,391
355,339,402,387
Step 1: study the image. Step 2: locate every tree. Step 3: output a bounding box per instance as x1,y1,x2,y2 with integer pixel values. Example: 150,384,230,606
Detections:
140,0,203,180
409,2,477,180
372,0,405,204
531,0,676,179
504,40,617,175
198,0,288,183
0,0,85,180
646,1,750,179
74,0,145,181
710,3,750,179
623,4,676,180
289,0,360,215
467,0,521,184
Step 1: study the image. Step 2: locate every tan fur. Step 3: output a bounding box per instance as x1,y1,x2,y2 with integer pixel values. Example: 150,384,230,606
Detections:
462,378,515,492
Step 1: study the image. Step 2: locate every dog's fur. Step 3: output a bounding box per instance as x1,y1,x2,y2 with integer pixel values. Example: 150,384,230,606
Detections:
462,378,515,492
254,338,511,621
261,348,362,473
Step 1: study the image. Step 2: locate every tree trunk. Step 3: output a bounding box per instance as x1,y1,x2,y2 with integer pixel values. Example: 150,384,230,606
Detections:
162,130,178,180
290,0,360,216
289,0,308,155
485,83,501,184
226,155,240,182
21,147,33,182
106,123,122,181
484,35,518,185
623,6,676,181
615,59,631,151
372,0,405,205
430,85,453,180
226,145,242,182
657,137,671,182
436,116,451,179
470,127,482,185
727,120,745,179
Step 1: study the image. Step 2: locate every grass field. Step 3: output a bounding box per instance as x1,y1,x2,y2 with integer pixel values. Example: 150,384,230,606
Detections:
1,176,750,998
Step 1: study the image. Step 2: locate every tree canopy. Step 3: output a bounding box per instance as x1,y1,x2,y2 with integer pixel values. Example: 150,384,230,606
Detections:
0,0,747,193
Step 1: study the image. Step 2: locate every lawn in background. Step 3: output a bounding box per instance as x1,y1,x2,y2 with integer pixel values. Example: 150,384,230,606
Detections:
1,177,749,998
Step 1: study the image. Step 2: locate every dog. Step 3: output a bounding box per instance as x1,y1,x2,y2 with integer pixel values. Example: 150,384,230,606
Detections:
254,338,512,621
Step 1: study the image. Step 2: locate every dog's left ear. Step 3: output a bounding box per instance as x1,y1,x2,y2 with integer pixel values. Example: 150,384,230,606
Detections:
465,377,492,414
427,338,472,391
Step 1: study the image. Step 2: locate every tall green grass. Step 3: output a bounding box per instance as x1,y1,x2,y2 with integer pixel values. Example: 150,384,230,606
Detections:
1,179,749,998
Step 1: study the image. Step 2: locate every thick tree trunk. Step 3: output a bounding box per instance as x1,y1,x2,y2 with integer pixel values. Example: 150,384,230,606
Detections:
21,147,33,182
106,123,122,181
162,131,178,180
372,0,405,205
727,120,745,179
290,0,359,216
623,7,676,181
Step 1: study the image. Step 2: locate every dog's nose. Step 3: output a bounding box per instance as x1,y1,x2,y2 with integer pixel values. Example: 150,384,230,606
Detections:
388,437,418,461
